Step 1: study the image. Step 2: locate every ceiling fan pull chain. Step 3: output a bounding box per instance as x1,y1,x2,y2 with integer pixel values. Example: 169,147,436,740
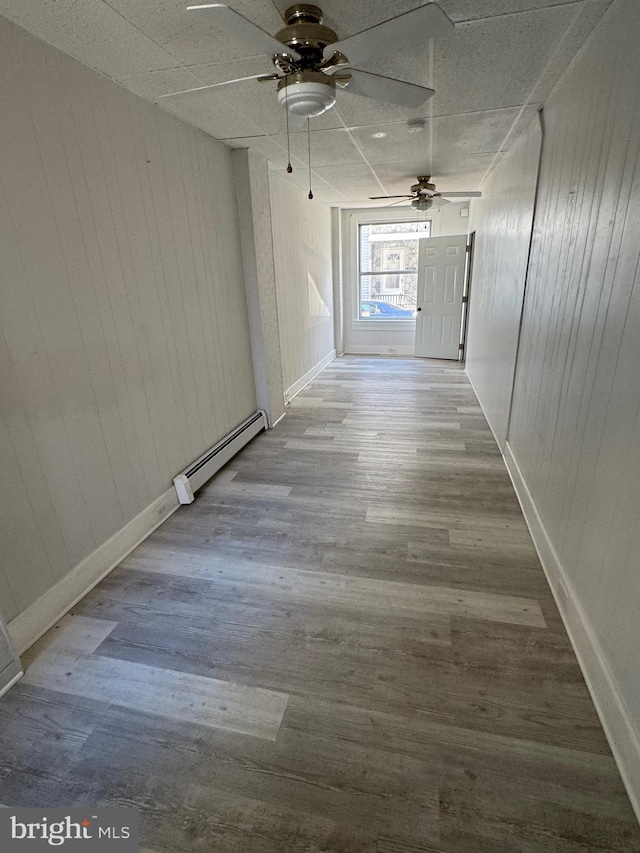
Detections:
307,118,313,199
286,85,293,173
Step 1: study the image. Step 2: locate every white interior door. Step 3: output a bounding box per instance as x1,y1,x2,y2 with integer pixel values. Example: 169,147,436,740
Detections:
415,234,468,359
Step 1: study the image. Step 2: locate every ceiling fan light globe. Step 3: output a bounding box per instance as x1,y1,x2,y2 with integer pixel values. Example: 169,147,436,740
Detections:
277,74,336,117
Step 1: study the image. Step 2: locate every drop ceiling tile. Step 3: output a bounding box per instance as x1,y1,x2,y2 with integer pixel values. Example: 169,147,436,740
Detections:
433,105,540,159
350,122,431,165
341,187,393,203
196,77,285,136
312,164,380,188
343,51,432,89
369,161,433,188
189,54,276,84
438,0,592,23
119,67,202,100
160,88,268,140
335,92,429,132
432,4,578,116
104,0,284,67
156,63,296,139
0,0,177,77
527,0,613,104
288,109,346,132
429,153,500,188
272,165,336,196
269,128,366,169
311,189,351,205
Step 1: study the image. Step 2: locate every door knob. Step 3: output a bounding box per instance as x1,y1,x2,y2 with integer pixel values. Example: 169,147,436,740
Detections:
417,307,422,312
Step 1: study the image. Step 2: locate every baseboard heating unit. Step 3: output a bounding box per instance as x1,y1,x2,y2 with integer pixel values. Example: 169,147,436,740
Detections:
173,410,268,505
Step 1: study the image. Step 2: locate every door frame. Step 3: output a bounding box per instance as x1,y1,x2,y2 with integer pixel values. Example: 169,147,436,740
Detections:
458,230,476,362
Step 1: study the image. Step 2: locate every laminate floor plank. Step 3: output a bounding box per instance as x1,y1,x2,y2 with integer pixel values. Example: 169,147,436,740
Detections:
2,356,638,851
294,570,546,627
22,614,289,741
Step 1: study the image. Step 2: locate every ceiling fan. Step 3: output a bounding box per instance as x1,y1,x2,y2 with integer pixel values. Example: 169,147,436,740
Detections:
160,3,455,118
370,176,482,210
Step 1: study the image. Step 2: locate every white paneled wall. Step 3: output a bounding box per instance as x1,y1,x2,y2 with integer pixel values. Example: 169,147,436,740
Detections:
466,114,542,448
468,0,640,815
233,150,285,425
0,18,256,626
270,173,335,396
0,612,21,694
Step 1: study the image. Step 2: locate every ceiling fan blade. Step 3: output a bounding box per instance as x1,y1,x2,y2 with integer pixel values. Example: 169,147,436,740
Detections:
369,195,413,200
341,68,434,108
431,196,450,207
439,191,482,197
324,4,454,65
385,198,412,207
186,4,296,57
158,73,275,99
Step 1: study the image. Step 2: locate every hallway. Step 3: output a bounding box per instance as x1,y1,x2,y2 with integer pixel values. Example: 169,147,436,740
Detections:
1,357,638,851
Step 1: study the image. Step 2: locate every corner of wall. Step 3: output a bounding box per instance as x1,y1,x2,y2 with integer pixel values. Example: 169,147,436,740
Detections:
232,149,286,427
8,488,179,655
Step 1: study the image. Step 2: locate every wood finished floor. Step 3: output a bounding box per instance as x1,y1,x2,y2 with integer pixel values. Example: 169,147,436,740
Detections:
1,357,639,852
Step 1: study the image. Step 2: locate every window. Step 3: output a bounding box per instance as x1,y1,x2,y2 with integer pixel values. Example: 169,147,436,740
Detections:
358,220,431,320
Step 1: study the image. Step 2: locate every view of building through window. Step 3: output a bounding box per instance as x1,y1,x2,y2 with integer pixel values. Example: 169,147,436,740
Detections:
358,220,431,319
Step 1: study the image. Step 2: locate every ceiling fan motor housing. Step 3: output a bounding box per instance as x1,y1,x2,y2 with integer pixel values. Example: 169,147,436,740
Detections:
283,4,324,25
412,176,437,195
276,4,338,56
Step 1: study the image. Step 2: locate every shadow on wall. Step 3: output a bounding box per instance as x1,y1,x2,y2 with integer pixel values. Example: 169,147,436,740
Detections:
308,272,332,323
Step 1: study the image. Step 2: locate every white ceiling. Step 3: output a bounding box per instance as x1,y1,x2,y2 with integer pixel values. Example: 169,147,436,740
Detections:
0,0,613,206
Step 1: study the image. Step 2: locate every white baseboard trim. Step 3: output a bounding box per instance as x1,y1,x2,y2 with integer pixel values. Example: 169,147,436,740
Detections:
344,346,415,356
503,441,640,824
284,349,336,403
8,487,180,656
465,369,506,452
0,669,24,699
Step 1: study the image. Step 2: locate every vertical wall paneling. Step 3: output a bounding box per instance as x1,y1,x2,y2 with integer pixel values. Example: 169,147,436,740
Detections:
473,0,640,817
0,17,256,640
465,113,543,448
232,149,286,426
270,172,335,397
0,612,21,695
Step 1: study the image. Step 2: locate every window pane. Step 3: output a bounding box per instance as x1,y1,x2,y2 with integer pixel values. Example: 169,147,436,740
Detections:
360,274,417,319
359,221,430,274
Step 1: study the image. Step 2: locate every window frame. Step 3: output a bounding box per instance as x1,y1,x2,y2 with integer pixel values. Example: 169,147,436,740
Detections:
350,211,434,329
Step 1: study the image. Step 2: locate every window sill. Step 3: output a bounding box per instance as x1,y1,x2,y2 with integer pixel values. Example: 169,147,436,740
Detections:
351,319,416,332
